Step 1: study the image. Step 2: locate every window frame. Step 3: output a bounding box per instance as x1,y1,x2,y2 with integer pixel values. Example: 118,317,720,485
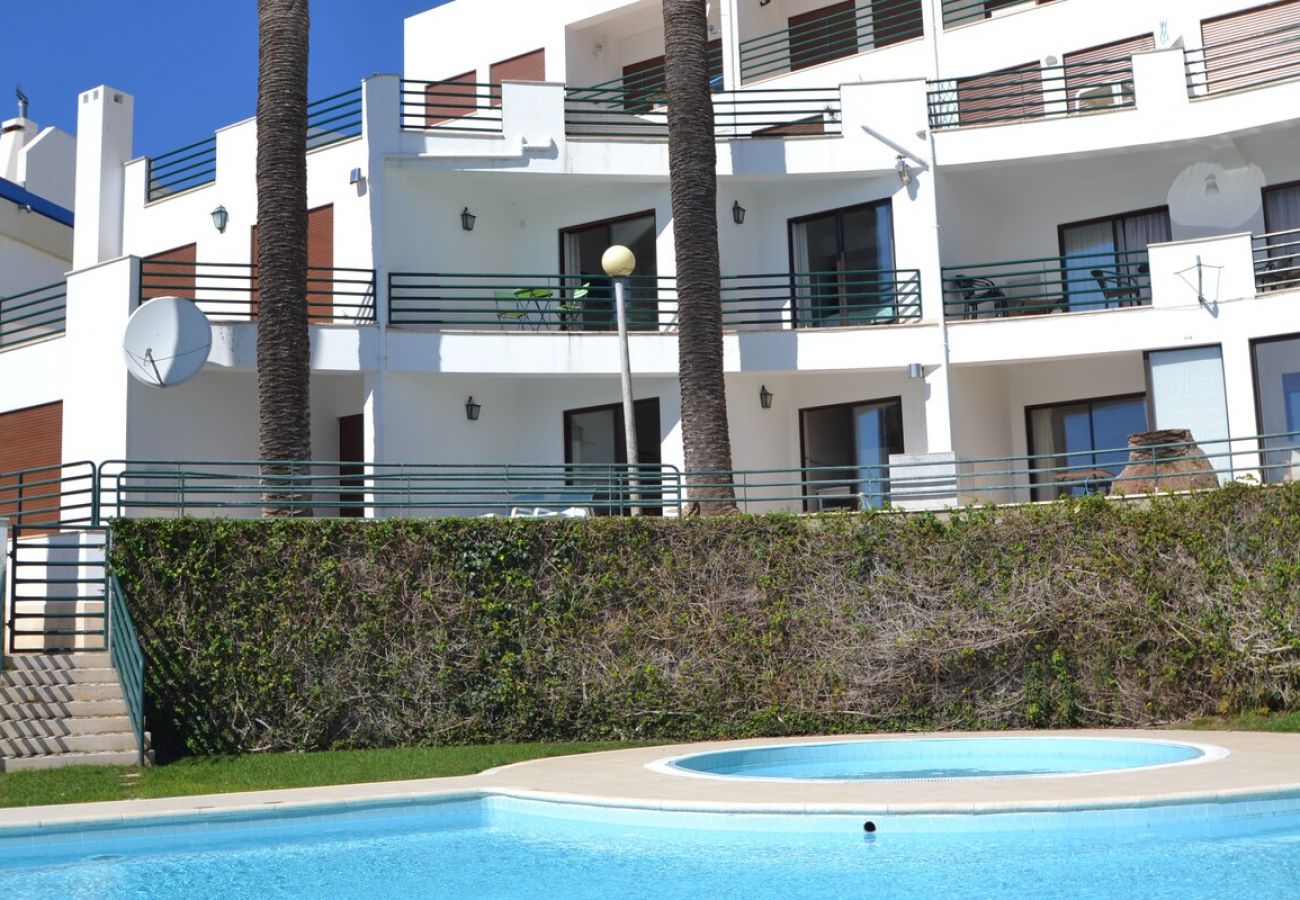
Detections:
796,394,904,512
1023,390,1148,500
786,198,897,328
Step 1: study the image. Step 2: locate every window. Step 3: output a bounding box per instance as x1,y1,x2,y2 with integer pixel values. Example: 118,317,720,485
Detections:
871,0,925,48
942,0,1057,28
1058,207,1170,310
1026,394,1148,500
800,397,903,510
1252,333,1300,483
560,211,658,331
1260,182,1300,291
1201,1,1300,95
564,398,662,515
788,2,860,71
1062,34,1154,112
489,48,545,106
790,200,896,327
1145,346,1230,481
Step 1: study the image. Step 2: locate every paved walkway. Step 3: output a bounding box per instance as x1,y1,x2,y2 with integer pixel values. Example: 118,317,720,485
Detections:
3,729,1299,829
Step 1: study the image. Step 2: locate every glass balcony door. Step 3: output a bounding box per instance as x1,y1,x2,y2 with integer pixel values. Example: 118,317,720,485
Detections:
1027,393,1147,499
561,212,659,331
791,200,895,326
800,397,904,510
1058,207,1169,310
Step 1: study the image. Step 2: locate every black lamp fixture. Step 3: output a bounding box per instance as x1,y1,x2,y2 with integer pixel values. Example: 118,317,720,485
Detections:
759,384,773,409
211,205,228,234
460,206,476,232
732,200,746,225
465,396,481,421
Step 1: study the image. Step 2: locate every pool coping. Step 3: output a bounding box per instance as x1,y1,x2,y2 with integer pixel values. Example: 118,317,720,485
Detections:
3,729,1300,833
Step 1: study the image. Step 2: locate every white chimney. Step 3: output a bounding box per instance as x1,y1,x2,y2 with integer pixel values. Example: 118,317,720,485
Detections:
73,85,134,270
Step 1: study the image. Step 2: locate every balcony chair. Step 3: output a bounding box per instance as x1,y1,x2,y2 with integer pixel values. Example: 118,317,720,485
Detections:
494,291,532,330
1257,254,1298,292
950,275,1007,319
1089,262,1150,308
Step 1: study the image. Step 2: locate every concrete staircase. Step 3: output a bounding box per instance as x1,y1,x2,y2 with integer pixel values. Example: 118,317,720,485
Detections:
7,531,107,652
0,653,148,771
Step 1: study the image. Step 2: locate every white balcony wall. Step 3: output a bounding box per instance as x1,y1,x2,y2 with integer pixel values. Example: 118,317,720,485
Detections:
564,0,722,87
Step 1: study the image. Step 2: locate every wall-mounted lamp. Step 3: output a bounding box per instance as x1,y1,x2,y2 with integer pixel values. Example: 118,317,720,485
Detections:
1204,173,1220,196
210,205,228,234
759,385,773,409
732,200,746,225
895,155,913,186
349,167,363,185
907,363,924,380
465,396,481,421
460,207,477,232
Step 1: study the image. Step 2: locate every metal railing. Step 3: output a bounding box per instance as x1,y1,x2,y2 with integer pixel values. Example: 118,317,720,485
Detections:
400,79,504,132
564,86,842,140
573,45,726,104
1185,17,1300,97
1254,227,1300,293
108,573,145,766
147,136,217,201
739,1,924,82
942,249,1151,319
0,280,66,351
941,0,1058,30
307,86,364,150
139,259,377,322
387,269,920,331
927,54,1136,129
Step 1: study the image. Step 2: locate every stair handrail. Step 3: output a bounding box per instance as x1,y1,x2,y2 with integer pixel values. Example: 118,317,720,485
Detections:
107,573,145,766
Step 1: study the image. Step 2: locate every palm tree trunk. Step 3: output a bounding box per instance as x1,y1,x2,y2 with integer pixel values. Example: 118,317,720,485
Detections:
662,0,738,515
256,0,312,515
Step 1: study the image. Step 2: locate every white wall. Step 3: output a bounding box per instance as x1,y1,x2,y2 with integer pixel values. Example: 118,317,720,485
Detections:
0,236,68,296
20,127,77,212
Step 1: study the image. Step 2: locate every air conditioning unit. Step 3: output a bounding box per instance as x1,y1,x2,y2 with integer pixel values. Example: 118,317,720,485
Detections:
1073,82,1128,111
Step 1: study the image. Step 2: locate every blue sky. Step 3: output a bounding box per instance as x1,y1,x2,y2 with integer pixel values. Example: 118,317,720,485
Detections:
2,0,453,158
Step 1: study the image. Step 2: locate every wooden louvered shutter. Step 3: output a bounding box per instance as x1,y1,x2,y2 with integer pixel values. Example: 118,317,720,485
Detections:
1063,33,1154,109
490,48,545,106
872,0,924,48
1201,0,1300,94
141,243,196,303
789,1,858,71
956,61,1042,124
424,70,477,125
0,401,63,528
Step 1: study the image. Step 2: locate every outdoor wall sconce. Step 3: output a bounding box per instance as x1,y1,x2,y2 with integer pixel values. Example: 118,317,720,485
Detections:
907,363,924,379
1204,173,1220,196
759,385,773,409
895,155,913,186
349,167,363,185
210,205,228,234
732,200,746,225
465,396,481,421
460,207,477,231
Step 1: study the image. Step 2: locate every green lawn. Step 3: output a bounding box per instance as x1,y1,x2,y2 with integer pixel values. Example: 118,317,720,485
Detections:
1182,711,1300,733
0,742,642,809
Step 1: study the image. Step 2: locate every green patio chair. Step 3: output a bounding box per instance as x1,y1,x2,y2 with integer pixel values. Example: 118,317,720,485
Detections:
494,291,531,330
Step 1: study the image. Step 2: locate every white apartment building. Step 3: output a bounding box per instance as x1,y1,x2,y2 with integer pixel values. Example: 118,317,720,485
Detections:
3,0,1300,516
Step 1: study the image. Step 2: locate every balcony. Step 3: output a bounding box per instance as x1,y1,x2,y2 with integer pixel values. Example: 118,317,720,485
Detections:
942,249,1150,320
1254,228,1300,294
1185,16,1300,98
0,281,66,351
399,79,503,134
563,84,842,140
940,0,1059,30
386,270,921,332
738,1,925,84
928,51,1137,130
138,259,376,323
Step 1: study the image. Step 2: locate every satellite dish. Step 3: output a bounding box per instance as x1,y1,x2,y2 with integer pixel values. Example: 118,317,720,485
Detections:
122,296,212,388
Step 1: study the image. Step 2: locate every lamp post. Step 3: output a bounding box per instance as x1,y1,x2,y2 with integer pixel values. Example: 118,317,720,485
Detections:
602,244,640,515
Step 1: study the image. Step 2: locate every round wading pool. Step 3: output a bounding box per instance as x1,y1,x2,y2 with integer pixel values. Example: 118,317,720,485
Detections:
655,737,1222,781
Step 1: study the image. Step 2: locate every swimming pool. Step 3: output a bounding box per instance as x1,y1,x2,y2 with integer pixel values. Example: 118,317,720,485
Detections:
657,736,1218,780
3,792,1300,899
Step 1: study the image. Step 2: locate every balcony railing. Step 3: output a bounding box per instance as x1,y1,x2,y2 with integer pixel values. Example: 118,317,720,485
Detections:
738,1,924,83
941,0,1058,30
138,259,376,323
1254,228,1300,294
0,280,66,351
564,86,842,139
942,249,1151,319
399,79,504,133
387,270,920,331
145,89,363,201
927,53,1136,129
1185,17,1300,97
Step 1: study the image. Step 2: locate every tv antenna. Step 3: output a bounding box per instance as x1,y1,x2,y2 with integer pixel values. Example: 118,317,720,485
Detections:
122,297,213,388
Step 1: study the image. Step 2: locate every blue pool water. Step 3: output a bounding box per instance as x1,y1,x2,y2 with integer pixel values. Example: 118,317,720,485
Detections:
2,793,1300,898
664,737,1209,780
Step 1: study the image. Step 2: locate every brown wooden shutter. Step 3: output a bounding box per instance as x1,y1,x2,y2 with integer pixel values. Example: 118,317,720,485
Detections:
872,0,924,48
755,116,826,138
956,61,1042,124
621,40,722,109
250,205,332,323
1063,33,1154,108
1202,0,1300,94
141,243,196,303
789,1,858,71
0,401,63,527
424,70,477,125
490,48,545,106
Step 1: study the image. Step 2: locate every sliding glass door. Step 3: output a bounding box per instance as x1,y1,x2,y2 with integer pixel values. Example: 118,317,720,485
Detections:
790,200,896,326
564,398,662,514
800,397,903,510
1058,207,1169,310
561,212,659,330
1027,393,1147,499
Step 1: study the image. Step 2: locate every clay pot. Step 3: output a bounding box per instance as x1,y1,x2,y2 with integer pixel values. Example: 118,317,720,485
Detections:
1111,429,1219,495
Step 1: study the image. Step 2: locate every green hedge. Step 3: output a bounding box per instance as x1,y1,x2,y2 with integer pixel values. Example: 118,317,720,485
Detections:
109,484,1300,759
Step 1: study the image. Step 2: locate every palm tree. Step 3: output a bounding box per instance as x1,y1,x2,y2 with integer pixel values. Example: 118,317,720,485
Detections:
256,0,312,514
662,0,738,514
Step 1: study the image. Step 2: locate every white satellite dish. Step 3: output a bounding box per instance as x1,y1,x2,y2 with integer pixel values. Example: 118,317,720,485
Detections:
122,296,213,388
